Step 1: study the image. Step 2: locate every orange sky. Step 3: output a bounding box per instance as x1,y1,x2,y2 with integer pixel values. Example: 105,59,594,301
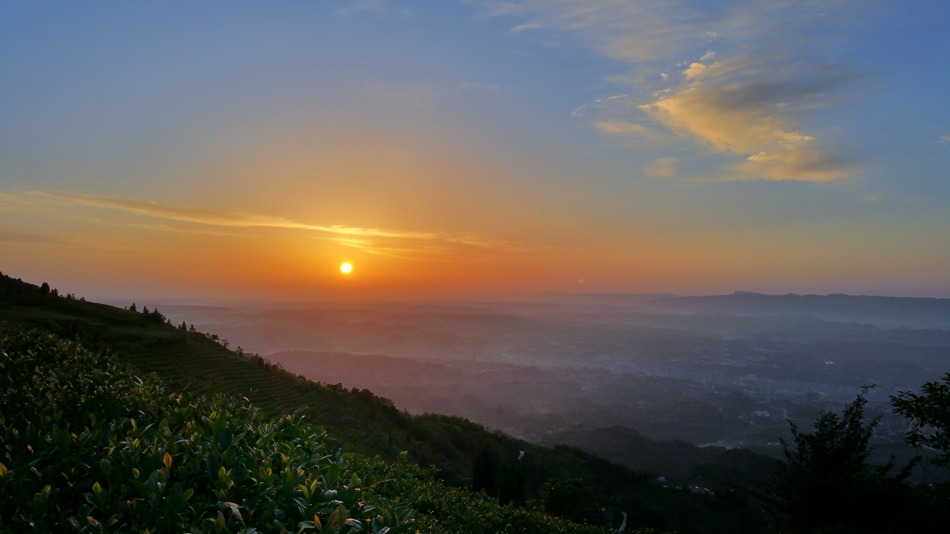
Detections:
2,2,949,300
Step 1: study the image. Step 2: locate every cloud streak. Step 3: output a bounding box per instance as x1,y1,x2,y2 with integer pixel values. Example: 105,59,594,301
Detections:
9,191,521,256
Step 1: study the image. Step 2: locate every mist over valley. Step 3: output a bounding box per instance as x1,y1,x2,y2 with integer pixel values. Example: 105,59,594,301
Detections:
155,292,950,482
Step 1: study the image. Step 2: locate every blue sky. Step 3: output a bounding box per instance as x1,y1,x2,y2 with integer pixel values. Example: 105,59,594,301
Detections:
1,1,949,299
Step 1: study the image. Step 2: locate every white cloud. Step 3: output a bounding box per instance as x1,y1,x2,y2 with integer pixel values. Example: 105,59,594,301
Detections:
940,135,950,144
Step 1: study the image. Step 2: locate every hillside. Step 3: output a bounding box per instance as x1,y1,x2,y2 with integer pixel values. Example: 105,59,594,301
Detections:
0,325,617,533
0,272,769,534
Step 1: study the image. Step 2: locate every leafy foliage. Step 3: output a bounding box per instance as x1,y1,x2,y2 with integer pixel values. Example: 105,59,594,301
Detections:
760,392,948,533
0,327,412,533
892,372,950,467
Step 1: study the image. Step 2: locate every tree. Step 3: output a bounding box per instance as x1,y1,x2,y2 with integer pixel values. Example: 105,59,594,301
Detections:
130,303,137,312
761,391,915,533
40,282,50,295
892,372,950,467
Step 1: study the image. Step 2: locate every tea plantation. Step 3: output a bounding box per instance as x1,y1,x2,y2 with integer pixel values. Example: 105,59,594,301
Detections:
0,326,636,533
0,273,767,533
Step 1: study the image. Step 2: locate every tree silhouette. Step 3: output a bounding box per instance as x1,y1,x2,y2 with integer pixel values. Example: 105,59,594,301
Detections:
893,372,950,467
762,391,916,533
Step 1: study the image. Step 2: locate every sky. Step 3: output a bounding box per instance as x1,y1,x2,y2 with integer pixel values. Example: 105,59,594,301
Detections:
1,0,949,300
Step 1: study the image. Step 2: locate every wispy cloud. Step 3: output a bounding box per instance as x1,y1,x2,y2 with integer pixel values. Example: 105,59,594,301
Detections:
940,135,950,144
9,191,522,256
490,0,864,182
594,121,650,135
509,22,540,34
637,58,856,181
593,120,670,143
644,157,678,178
485,0,716,63
34,191,439,239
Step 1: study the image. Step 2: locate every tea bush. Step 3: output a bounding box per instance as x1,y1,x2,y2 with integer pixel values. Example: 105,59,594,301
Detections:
0,327,412,533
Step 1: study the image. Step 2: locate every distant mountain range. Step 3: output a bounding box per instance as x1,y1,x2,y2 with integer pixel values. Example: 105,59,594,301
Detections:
646,292,950,329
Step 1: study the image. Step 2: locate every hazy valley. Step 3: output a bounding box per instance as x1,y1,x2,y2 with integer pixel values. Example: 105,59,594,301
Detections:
156,292,950,482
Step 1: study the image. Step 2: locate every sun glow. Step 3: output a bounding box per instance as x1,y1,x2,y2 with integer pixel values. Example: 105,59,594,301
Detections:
340,262,352,274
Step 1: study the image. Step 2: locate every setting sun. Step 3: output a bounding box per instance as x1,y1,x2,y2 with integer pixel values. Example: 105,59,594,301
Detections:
340,262,352,274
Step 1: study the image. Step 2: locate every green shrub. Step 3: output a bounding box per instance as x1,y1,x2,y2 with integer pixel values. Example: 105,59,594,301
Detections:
0,327,412,533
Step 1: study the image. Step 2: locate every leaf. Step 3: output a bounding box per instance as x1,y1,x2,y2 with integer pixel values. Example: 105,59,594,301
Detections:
206,455,220,481
225,501,244,524
0,462,6,477
219,427,232,450
92,482,102,496
325,464,342,485
163,452,173,469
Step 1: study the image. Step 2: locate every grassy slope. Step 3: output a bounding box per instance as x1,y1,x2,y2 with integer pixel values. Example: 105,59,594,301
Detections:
0,273,766,534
